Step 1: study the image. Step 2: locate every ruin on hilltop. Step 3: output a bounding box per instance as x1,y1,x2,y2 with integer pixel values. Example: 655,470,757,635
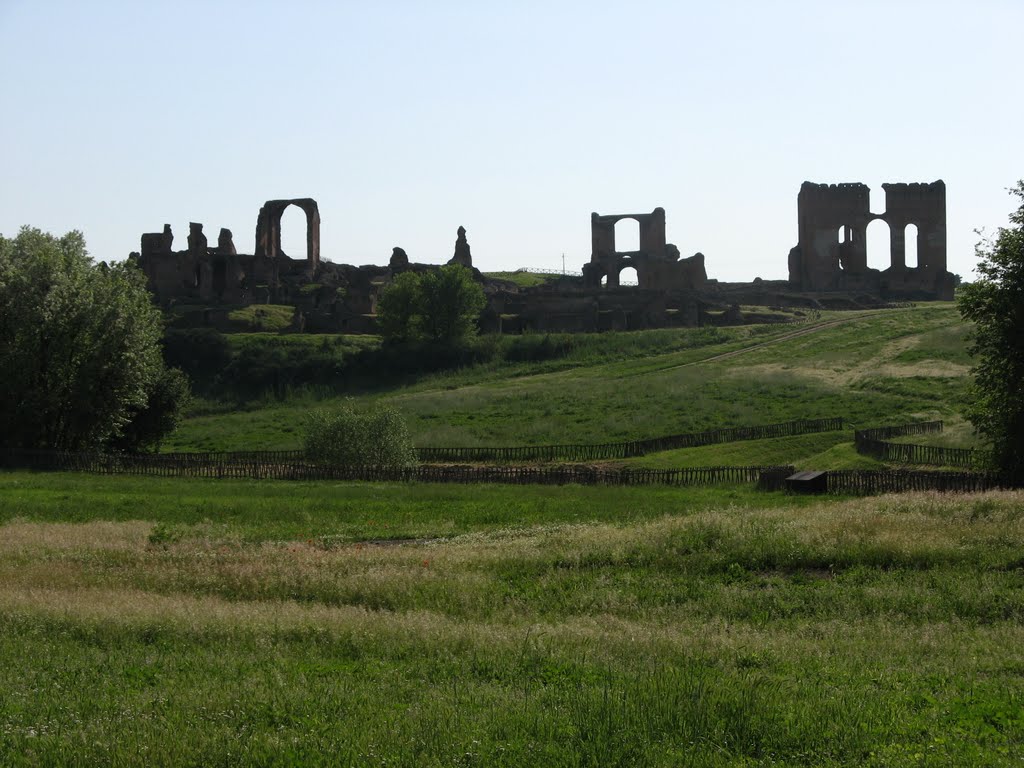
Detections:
131,181,956,334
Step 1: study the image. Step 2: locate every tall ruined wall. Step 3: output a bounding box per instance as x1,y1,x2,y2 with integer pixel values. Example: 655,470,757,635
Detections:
791,183,871,290
134,199,321,306
789,180,954,300
585,208,705,291
881,182,946,271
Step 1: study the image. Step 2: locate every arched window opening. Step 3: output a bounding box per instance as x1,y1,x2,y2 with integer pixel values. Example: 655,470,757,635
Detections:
905,223,919,269
279,205,310,261
866,219,891,271
838,225,847,244
614,218,640,253
619,266,638,286
600,274,608,287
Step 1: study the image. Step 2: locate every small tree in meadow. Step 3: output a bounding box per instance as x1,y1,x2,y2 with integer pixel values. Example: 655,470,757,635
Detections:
376,264,485,346
303,403,417,467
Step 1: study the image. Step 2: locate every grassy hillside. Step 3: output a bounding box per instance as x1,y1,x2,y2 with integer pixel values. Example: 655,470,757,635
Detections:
482,270,568,287
1,473,1022,765
164,304,976,457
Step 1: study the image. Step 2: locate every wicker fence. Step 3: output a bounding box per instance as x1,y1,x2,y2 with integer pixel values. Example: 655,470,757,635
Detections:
854,421,978,468
416,417,845,464
2,450,791,488
826,469,1012,495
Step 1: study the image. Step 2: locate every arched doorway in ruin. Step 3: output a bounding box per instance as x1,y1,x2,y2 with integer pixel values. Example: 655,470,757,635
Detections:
279,204,311,261
866,219,891,272
614,218,640,253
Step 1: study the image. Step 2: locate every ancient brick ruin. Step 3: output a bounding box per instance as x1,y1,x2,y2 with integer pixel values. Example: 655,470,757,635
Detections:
788,180,955,300
133,181,956,336
135,198,321,306
583,208,707,291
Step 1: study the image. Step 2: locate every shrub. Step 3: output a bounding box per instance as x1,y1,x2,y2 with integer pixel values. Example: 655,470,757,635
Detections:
303,403,417,467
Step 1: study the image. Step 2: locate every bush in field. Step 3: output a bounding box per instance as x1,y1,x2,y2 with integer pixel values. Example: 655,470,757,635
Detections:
303,403,417,467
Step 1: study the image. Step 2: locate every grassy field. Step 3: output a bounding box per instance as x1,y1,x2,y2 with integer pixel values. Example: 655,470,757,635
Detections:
164,304,976,458
1,472,1022,765
482,270,569,287
622,431,886,470
1,303,1013,765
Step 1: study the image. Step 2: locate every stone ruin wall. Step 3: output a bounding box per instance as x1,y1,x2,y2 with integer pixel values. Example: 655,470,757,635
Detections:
788,180,955,300
133,181,956,336
582,208,708,291
134,198,322,307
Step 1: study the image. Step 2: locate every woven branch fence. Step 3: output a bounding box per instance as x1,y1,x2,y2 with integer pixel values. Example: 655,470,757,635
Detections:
826,469,1013,495
416,417,845,464
2,450,791,488
854,421,978,468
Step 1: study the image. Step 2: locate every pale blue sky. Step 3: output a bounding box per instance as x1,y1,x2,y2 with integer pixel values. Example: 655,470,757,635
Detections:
1,0,1020,281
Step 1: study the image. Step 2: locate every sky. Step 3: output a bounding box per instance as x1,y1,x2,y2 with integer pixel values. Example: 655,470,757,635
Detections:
1,0,1021,282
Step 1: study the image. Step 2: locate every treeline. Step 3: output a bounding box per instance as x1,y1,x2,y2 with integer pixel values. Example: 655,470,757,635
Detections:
162,326,735,401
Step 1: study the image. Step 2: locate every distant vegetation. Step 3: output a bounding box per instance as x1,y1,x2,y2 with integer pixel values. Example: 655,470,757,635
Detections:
162,305,972,456
161,323,746,403
166,303,298,333
377,264,486,345
482,269,571,287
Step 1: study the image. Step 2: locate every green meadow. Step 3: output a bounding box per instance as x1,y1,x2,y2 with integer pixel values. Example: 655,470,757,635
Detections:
4,302,1015,767
1,473,1022,766
165,304,973,457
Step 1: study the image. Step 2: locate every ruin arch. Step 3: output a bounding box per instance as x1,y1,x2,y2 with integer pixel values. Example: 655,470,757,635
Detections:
618,265,639,286
866,218,891,272
905,223,919,269
254,198,320,270
614,218,640,253
279,205,311,261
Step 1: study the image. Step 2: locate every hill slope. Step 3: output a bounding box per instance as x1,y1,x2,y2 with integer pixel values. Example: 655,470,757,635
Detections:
164,303,973,456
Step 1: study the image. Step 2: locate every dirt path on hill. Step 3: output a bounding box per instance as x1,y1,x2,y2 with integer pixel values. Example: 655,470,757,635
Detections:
636,310,901,376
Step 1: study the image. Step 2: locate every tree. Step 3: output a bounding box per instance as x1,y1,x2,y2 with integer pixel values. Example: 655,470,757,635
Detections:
957,181,1024,477
376,264,486,345
303,403,417,468
109,367,191,453
417,264,487,344
0,226,187,452
375,270,422,344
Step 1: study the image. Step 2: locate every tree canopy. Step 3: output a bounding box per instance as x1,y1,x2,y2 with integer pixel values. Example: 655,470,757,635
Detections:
376,264,486,346
957,181,1024,477
0,226,187,452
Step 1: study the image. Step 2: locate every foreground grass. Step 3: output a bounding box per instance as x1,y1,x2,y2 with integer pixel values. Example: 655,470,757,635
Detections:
1,472,1022,765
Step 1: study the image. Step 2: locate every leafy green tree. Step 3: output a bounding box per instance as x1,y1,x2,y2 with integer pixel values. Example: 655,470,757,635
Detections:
375,270,422,343
957,181,1024,477
417,264,487,344
109,367,191,453
0,226,187,452
376,265,485,345
303,403,417,467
